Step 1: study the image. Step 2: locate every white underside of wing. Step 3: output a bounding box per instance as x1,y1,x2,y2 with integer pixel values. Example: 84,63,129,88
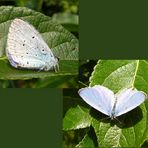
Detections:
114,88,147,117
6,19,58,71
78,85,115,116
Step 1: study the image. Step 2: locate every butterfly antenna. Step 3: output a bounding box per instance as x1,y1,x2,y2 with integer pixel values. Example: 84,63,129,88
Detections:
99,116,111,122
114,117,123,125
78,81,89,87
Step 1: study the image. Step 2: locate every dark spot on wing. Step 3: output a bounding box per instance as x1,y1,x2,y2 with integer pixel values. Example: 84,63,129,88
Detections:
26,52,28,54
27,61,29,64
32,36,35,39
23,44,25,46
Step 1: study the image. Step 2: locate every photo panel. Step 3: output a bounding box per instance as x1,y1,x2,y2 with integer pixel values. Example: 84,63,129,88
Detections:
63,60,148,147
0,2,79,88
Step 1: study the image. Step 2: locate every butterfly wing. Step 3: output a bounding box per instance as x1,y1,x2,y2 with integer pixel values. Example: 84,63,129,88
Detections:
7,51,46,70
78,85,115,116
114,88,147,117
6,19,58,71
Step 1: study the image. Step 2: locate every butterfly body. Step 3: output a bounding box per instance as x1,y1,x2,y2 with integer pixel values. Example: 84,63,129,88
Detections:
6,19,59,72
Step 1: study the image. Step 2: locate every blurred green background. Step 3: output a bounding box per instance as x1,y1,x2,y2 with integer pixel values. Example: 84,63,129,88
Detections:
79,60,97,87
0,0,78,88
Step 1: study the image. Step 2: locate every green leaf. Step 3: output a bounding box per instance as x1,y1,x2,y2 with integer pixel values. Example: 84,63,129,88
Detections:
52,12,78,32
0,6,78,80
63,104,91,131
90,60,148,93
91,101,148,147
0,60,78,79
63,96,92,131
89,60,148,147
76,134,96,148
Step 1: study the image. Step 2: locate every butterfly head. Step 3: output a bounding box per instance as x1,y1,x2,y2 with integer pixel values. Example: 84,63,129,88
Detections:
110,109,116,120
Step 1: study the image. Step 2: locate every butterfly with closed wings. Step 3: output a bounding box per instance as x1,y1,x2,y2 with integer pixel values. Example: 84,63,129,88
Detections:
6,19,59,72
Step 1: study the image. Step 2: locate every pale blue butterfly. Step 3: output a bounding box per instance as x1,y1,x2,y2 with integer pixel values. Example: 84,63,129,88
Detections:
78,85,147,119
6,19,59,72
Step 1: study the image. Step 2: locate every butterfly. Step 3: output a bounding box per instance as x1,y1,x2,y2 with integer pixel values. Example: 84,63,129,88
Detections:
6,18,59,72
78,85,147,119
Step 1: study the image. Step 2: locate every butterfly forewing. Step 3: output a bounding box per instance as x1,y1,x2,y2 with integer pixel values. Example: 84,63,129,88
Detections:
78,85,115,116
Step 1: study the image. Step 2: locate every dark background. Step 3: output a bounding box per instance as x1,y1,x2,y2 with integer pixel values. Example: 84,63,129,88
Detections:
0,89,62,148
80,0,148,59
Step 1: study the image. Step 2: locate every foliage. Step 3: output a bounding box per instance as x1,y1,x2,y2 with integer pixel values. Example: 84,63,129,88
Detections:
0,0,79,15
